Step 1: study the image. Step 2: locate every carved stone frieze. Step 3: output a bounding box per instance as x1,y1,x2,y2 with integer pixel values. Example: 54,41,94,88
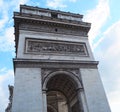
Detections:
25,38,88,56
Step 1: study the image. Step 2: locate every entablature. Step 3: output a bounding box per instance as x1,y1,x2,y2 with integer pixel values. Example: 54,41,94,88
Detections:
14,12,91,31
13,58,99,70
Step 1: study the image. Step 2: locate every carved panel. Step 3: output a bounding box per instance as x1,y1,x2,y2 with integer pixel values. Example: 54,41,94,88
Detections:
25,38,88,56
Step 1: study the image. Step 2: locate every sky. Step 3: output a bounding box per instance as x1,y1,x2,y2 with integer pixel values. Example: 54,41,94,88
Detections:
0,0,120,111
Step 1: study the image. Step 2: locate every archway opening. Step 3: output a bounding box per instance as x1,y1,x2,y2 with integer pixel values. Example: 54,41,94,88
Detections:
47,91,68,112
46,73,81,112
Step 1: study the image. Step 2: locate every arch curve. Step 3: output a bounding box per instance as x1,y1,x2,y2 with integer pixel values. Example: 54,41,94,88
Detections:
43,70,82,91
44,70,83,112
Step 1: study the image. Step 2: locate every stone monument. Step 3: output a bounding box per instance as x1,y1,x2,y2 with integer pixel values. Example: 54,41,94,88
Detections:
11,5,111,112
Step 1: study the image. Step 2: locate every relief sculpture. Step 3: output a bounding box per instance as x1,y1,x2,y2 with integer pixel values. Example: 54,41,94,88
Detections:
26,39,87,55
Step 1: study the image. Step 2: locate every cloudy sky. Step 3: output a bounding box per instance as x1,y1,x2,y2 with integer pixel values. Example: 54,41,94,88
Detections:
0,0,120,111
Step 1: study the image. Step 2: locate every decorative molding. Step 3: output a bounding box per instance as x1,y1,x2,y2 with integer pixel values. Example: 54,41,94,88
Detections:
19,22,87,36
25,38,88,56
41,68,80,80
13,59,98,69
15,12,90,31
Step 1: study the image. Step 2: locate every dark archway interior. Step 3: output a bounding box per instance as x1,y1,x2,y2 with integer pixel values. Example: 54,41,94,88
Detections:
47,74,77,101
47,91,68,112
46,73,81,112
47,106,55,112
47,104,57,112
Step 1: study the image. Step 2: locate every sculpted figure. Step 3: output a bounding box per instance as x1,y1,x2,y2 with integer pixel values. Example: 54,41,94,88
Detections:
5,85,14,112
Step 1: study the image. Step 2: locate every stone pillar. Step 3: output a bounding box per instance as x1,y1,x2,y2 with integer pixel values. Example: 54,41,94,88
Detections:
42,89,47,112
77,88,88,112
80,68,111,112
12,68,43,112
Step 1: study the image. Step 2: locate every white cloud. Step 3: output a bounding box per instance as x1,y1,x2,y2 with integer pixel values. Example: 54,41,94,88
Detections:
95,20,120,61
18,0,28,4
0,27,14,52
69,0,77,2
46,0,77,9
46,0,67,9
84,0,110,47
0,0,29,52
0,68,14,112
107,79,120,112
0,5,9,30
94,20,120,112
10,0,29,10
102,21,120,59
109,93,120,112
0,14,8,30
0,0,3,6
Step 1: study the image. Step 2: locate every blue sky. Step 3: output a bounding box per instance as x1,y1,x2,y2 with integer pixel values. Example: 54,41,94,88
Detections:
0,0,120,111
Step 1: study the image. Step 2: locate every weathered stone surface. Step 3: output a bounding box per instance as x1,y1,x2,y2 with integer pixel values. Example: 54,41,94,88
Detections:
12,68,43,112
80,68,111,112
11,5,111,112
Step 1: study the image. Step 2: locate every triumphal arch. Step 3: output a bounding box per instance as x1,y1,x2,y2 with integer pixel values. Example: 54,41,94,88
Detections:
11,5,111,112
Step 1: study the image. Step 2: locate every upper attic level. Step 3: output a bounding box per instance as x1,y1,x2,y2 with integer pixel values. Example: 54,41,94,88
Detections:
20,5,83,22
13,5,94,61
14,5,91,33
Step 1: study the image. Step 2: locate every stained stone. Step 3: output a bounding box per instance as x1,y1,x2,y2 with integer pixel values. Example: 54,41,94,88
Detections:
9,5,111,112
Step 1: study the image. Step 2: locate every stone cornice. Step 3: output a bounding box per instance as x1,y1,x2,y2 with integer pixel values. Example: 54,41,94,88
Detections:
14,12,91,29
13,58,99,70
